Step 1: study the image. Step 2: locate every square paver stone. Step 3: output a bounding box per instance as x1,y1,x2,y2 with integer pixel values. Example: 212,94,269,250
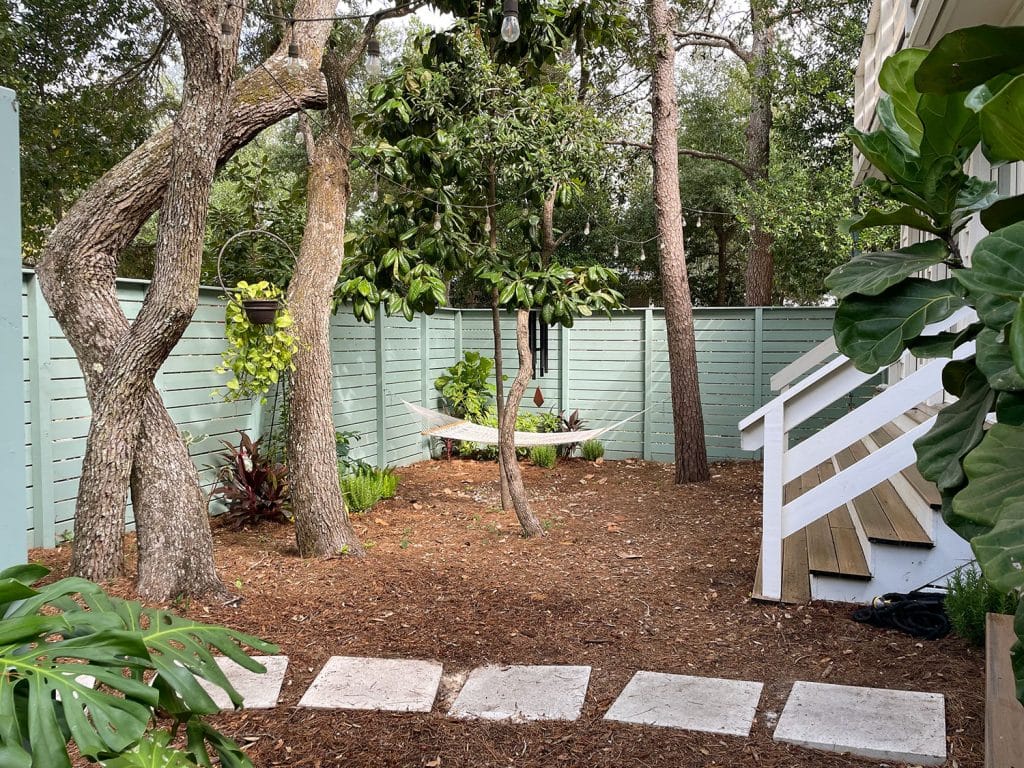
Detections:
773,681,946,766
197,655,288,710
299,656,443,712
604,672,763,737
449,664,591,722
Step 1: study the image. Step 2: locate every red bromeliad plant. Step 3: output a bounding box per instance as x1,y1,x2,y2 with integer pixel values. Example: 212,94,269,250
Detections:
210,432,290,529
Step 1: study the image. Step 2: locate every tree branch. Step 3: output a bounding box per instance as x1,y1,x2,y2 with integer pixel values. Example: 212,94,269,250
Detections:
673,29,751,63
606,140,753,175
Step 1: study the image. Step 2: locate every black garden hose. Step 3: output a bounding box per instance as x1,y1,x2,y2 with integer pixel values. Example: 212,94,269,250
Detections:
851,591,951,640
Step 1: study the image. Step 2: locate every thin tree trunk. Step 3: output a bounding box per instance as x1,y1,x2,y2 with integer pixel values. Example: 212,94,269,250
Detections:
715,224,732,306
287,50,365,558
69,2,242,582
648,0,710,485
743,0,775,306
500,309,545,537
487,166,512,511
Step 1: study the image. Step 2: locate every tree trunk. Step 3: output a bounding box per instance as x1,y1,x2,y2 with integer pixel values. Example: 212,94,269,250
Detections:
715,224,732,306
287,51,365,558
487,166,512,511
32,0,344,596
648,0,711,485
69,2,242,582
743,0,775,306
499,309,545,537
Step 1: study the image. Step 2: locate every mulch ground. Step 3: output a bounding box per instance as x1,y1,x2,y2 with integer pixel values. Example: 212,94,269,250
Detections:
34,458,984,768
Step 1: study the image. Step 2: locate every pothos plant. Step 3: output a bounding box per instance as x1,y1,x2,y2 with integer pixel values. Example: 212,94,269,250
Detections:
826,27,1024,701
0,563,275,768
214,281,298,403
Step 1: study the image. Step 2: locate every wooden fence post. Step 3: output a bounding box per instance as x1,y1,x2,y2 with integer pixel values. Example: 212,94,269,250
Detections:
454,309,463,361
420,313,430,458
27,274,54,548
375,312,387,467
753,306,764,410
643,308,654,461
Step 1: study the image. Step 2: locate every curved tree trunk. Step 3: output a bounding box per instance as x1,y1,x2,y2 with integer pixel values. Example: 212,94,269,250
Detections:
287,51,365,558
648,0,710,485
32,0,352,596
486,166,511,511
68,1,242,583
743,0,775,307
499,309,544,537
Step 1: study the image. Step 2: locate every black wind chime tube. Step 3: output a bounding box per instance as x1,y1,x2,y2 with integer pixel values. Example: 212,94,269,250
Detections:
528,309,549,379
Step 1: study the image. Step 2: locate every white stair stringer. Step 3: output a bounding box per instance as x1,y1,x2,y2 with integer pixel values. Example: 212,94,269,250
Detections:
811,515,974,603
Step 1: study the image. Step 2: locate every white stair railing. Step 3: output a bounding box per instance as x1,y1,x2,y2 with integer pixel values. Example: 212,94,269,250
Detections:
739,307,976,601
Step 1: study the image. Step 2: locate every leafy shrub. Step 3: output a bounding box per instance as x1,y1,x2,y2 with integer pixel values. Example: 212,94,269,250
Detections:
434,351,497,421
945,566,1016,646
214,280,298,404
457,408,545,459
581,439,605,461
529,444,557,469
557,408,587,457
340,465,399,513
336,429,371,475
211,432,290,529
0,563,275,768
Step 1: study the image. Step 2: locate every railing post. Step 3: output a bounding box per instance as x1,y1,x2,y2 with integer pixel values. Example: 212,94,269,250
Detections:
759,403,785,601
375,312,386,467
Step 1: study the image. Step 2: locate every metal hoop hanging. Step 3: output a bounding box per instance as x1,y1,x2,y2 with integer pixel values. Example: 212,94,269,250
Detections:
216,228,297,325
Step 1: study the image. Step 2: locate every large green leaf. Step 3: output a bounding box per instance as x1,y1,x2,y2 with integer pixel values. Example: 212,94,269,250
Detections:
825,240,947,299
981,194,1024,231
915,25,1024,93
101,732,199,768
834,278,965,373
841,206,941,235
952,423,1024,533
918,91,981,166
997,390,1024,424
906,322,982,359
972,499,1024,594
1011,299,1024,379
978,327,1024,390
914,362,994,493
954,221,1024,327
879,49,927,148
1015,601,1024,702
980,74,1024,163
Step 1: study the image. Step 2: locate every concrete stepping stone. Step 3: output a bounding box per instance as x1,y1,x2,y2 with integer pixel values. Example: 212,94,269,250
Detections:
299,656,443,713
773,681,946,766
604,671,763,737
197,655,289,710
449,664,591,722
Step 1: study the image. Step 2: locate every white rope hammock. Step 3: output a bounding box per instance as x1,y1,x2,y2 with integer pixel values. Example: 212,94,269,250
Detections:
403,401,643,447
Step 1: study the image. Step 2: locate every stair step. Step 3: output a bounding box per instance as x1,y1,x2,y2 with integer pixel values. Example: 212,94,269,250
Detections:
876,423,942,507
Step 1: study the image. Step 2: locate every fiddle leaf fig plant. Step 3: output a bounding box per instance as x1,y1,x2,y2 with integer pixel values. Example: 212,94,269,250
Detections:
828,26,1024,702
214,281,298,403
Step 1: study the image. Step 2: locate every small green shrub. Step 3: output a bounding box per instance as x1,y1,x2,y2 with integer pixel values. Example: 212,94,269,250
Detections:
340,465,398,513
581,439,605,461
945,566,1016,646
530,444,557,469
434,351,497,421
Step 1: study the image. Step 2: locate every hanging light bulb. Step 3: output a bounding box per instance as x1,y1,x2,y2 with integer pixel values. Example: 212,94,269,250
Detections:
366,36,382,78
682,215,688,228
613,242,619,259
584,218,590,236
285,22,305,76
433,211,442,231
639,245,646,262
696,214,702,228
370,180,379,203
483,215,492,233
501,0,521,43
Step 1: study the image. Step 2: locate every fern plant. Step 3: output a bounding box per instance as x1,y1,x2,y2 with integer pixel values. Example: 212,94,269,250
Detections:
0,563,275,768
340,466,398,513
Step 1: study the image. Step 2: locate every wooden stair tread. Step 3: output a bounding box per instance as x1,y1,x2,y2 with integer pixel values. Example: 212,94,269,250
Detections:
877,423,943,507
752,534,812,604
848,441,933,547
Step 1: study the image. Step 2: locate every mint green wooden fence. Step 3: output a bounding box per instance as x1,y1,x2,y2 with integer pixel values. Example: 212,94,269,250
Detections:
21,270,846,546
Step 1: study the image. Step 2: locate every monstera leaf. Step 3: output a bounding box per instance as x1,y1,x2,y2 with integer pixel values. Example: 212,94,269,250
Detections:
915,25,1024,93
101,732,199,768
914,362,994,494
825,240,947,299
834,278,965,373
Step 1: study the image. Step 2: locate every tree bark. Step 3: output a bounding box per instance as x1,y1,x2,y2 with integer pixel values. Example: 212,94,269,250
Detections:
648,0,711,485
486,166,512,511
68,1,242,583
287,50,365,558
499,309,545,537
743,0,775,307
32,0,372,597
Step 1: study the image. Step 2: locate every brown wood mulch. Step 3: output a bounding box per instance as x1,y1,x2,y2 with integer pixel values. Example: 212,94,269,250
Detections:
34,458,984,768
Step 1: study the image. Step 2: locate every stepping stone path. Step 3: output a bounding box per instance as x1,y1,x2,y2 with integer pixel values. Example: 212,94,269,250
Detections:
197,655,288,710
449,664,590,722
299,656,443,713
773,681,947,766
604,671,763,737
204,655,947,766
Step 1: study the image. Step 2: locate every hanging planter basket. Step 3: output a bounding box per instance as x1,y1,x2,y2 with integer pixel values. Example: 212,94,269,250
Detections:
216,228,296,325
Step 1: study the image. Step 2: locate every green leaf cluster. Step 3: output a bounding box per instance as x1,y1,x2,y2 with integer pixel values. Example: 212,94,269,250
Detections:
0,564,275,768
434,351,497,422
828,27,1024,701
213,281,298,403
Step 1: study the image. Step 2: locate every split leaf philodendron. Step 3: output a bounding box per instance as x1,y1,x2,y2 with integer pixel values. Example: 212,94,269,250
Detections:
828,24,1024,702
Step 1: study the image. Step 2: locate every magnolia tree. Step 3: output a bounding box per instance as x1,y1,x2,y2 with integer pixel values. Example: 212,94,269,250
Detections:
339,23,621,536
826,28,1024,701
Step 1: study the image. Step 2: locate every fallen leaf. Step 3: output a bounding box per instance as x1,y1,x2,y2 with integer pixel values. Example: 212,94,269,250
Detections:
606,523,622,533
616,552,642,559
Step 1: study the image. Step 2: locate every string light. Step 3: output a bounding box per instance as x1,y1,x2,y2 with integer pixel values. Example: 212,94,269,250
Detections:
613,243,619,259
370,180,379,203
433,210,442,231
682,215,688,228
696,215,702,228
584,218,590,236
366,36,382,78
639,245,646,262
483,215,491,233
501,0,521,43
